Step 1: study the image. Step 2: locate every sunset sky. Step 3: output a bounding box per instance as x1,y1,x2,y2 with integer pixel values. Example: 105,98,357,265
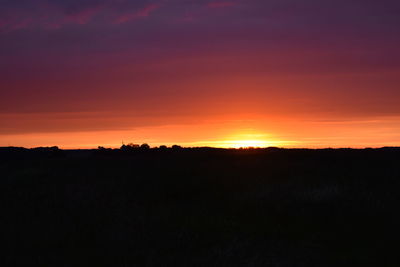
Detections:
1,0,400,148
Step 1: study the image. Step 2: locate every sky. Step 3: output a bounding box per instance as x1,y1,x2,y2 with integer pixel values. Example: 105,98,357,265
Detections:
1,0,400,148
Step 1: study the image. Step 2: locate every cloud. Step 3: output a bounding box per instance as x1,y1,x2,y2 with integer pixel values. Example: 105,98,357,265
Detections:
64,5,105,24
114,4,161,24
0,1,163,32
0,1,105,32
207,2,236,8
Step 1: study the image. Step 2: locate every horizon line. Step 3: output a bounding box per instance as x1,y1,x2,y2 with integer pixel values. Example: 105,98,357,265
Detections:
1,145,399,150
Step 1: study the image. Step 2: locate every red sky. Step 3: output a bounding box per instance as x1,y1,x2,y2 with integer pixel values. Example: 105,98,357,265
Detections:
1,0,400,148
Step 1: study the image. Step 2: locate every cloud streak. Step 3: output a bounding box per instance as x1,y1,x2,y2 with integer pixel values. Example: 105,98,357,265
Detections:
207,2,236,8
114,4,161,24
64,5,105,24
0,1,163,32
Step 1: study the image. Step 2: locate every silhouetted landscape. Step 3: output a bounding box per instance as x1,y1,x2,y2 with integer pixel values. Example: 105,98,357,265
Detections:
2,146,400,266
3,0,400,265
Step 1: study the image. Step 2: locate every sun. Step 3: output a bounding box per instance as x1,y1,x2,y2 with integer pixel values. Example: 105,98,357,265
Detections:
223,139,271,148
217,131,276,148
197,131,287,148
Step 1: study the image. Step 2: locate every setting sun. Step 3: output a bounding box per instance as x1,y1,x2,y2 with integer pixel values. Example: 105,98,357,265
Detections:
222,140,270,148
210,131,288,148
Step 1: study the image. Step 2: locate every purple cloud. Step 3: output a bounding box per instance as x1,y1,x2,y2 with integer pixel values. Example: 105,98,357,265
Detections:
0,0,164,31
207,2,236,8
114,4,161,24
64,5,105,24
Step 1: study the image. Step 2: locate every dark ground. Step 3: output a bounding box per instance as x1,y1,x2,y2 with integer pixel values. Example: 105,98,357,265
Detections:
1,146,400,266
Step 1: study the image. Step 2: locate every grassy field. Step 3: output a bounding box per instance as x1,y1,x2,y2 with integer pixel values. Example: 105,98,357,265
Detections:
1,147,400,266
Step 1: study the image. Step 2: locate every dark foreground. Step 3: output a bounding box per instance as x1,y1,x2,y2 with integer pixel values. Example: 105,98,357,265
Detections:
1,147,400,266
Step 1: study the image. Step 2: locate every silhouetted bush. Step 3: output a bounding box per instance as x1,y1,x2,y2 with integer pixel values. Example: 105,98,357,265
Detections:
121,143,140,151
140,143,150,149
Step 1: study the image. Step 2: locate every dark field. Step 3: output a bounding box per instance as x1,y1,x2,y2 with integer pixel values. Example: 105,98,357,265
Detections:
1,147,400,266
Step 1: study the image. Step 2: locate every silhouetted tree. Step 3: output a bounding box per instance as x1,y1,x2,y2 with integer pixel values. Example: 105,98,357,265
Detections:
172,145,182,150
128,143,140,148
120,143,140,151
140,143,150,150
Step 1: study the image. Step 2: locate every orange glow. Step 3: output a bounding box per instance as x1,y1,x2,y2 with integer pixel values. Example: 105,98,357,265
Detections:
202,131,290,148
1,114,399,149
1,1,400,149
212,140,277,148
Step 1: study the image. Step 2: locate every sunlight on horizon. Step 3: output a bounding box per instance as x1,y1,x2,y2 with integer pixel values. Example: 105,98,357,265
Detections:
1,117,399,149
189,135,291,148
214,140,277,148
209,132,289,148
